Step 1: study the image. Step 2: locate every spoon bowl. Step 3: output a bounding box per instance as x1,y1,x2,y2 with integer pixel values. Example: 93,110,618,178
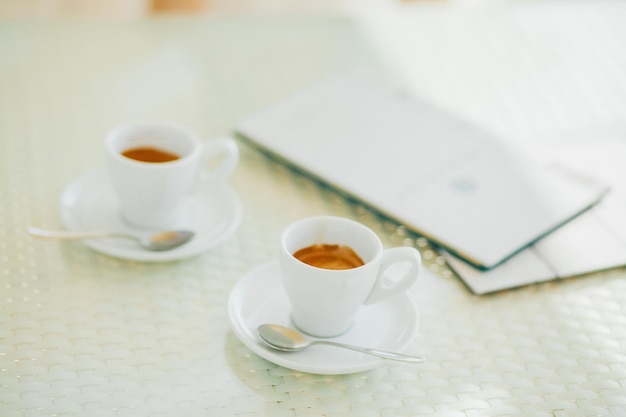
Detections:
28,227,194,251
257,324,425,363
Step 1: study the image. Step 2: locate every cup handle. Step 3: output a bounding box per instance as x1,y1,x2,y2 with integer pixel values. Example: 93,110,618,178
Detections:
364,247,421,305
201,138,239,182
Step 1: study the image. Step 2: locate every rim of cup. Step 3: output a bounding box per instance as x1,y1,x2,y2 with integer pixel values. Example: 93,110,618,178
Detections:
281,216,382,271
106,122,202,168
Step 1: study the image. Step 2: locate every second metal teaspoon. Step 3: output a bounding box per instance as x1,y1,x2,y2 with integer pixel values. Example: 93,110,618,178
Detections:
258,324,425,363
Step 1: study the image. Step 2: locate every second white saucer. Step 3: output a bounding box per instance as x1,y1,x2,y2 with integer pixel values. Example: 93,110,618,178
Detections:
59,168,242,262
228,262,419,375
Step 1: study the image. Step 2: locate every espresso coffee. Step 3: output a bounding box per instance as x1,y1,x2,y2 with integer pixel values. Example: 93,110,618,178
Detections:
122,146,180,163
293,244,365,270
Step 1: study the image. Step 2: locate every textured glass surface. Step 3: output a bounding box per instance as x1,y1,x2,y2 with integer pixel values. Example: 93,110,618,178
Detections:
1,11,625,416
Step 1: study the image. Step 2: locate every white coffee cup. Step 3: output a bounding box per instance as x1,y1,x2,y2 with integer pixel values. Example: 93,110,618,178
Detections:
106,122,238,229
279,216,421,338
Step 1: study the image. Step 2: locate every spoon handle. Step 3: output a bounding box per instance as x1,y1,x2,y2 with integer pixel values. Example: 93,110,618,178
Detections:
315,340,425,363
28,227,129,241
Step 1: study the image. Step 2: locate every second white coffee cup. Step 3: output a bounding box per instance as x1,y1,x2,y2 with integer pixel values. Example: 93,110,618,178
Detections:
106,122,238,229
280,216,422,338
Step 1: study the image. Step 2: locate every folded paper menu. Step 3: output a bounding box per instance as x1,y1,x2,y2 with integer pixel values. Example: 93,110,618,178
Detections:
445,142,626,294
236,69,608,270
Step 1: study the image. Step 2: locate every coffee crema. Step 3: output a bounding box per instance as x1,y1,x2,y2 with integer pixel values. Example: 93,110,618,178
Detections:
122,146,180,163
293,244,365,270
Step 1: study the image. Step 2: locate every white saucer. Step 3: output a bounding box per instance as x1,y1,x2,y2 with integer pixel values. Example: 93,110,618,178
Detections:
227,262,419,375
59,168,242,262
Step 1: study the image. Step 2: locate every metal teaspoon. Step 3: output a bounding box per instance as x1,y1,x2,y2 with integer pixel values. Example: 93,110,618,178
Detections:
28,227,194,251
258,324,425,363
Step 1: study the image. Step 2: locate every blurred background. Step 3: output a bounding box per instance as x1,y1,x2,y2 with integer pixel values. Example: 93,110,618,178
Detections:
3,0,624,156
0,0,394,17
